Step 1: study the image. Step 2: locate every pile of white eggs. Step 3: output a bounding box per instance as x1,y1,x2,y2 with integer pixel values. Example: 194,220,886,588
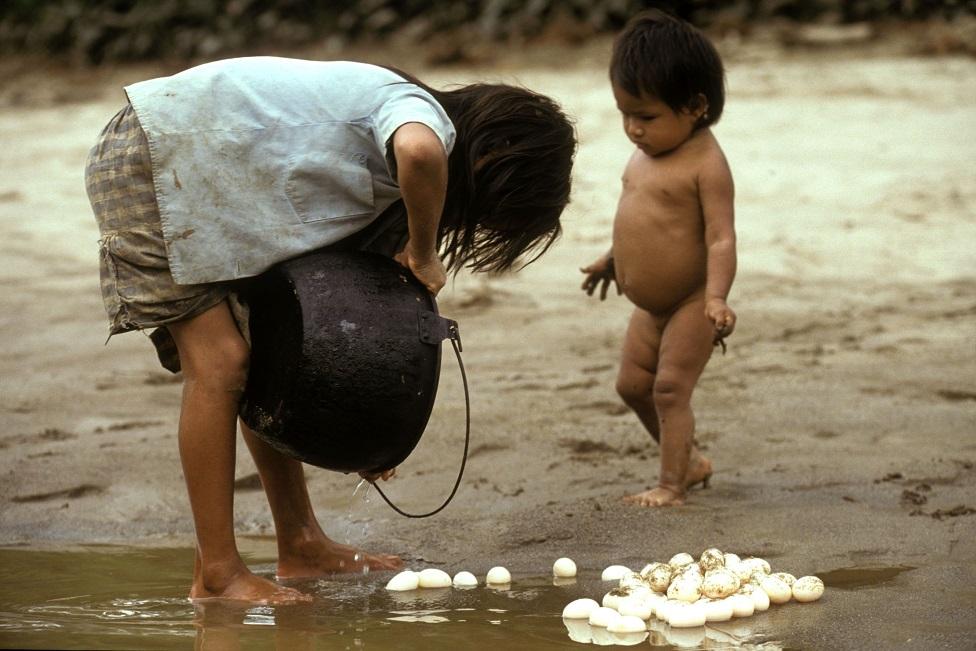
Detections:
562,548,824,632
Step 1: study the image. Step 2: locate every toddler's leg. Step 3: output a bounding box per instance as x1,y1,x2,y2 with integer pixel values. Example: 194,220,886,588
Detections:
239,424,402,579
617,308,712,506
168,301,308,603
627,295,715,507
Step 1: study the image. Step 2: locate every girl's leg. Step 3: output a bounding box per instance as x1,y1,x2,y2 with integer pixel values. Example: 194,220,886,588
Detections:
626,294,716,507
239,423,403,579
617,308,712,505
167,301,308,603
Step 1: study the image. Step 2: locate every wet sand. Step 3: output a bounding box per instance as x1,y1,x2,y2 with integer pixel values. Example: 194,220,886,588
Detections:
1,38,974,648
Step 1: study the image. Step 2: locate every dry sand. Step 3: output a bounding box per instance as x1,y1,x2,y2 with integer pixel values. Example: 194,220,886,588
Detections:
1,37,974,648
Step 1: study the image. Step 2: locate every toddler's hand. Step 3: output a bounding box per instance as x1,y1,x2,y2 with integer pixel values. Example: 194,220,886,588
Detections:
580,254,619,300
359,467,397,482
705,298,736,341
395,243,446,295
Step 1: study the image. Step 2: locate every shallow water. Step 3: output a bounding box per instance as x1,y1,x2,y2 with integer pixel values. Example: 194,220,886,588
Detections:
0,544,910,650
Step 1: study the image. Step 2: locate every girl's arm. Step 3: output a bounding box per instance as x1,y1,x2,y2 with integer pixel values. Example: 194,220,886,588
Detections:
391,122,449,295
700,151,737,337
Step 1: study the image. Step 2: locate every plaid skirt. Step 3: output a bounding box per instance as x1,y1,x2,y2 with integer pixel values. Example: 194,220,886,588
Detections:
84,104,243,371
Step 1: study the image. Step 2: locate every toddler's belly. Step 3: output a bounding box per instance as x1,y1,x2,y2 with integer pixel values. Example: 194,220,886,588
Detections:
614,236,706,315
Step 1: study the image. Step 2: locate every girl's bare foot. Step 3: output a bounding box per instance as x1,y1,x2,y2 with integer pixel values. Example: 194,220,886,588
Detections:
685,454,713,490
623,484,686,507
277,536,403,580
190,568,312,604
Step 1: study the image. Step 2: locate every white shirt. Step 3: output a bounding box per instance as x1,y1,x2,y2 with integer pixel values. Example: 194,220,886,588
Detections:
125,57,456,284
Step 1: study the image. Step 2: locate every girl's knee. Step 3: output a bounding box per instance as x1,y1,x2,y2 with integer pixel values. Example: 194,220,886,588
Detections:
181,336,250,391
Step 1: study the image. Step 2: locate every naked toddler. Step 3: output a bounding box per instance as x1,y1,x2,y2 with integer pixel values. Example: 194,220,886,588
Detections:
581,10,737,507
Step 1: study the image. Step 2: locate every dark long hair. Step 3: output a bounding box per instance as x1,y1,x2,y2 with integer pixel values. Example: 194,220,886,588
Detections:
386,68,576,274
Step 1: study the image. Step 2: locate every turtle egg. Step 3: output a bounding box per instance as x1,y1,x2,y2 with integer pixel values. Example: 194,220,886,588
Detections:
589,606,622,628
702,597,734,622
417,568,452,588
772,572,796,586
792,576,825,603
741,557,771,575
702,568,740,599
385,570,420,591
699,548,726,572
667,601,707,628
760,575,792,604
726,593,755,618
723,552,742,568
553,557,577,578
617,595,654,620
640,562,662,579
607,614,648,634
646,564,673,592
749,584,770,611
562,597,600,619
603,588,627,610
668,552,695,569
452,571,478,587
601,565,631,581
666,574,702,602
619,571,646,590
486,566,511,584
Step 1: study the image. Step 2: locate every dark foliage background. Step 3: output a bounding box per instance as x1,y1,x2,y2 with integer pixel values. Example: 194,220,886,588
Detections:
1,0,974,64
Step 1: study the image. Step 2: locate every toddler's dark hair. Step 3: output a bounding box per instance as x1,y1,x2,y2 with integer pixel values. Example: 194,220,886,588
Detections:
610,9,725,128
386,69,577,274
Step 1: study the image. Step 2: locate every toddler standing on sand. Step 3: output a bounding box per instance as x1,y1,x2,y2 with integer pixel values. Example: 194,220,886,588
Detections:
86,56,575,603
581,11,737,507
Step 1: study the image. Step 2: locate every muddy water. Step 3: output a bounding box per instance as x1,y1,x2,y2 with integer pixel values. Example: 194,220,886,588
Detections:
0,544,908,650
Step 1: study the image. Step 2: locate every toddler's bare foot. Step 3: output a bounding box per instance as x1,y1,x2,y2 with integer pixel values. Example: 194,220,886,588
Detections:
685,454,713,490
190,569,312,604
277,536,403,579
624,484,686,507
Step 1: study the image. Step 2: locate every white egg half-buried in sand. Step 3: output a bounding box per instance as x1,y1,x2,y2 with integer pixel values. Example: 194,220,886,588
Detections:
726,593,755,617
485,566,511,585
760,575,793,604
601,564,631,581
792,575,825,603
562,597,600,619
589,606,622,628
553,557,577,578
452,571,478,587
385,570,420,591
667,601,707,628
702,597,735,622
607,614,648,634
701,568,740,599
617,595,654,620
417,568,452,588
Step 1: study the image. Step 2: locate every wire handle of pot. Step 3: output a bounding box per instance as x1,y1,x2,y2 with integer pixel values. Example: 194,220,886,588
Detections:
372,324,469,518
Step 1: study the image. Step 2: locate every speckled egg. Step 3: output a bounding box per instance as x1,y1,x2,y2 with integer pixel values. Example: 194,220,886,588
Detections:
771,572,796,586
760,575,793,604
667,574,702,602
792,576,825,603
702,568,740,599
668,552,695,569
699,548,725,572
646,564,673,593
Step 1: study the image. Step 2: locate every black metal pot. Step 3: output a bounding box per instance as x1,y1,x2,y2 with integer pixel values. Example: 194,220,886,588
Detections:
239,250,458,474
